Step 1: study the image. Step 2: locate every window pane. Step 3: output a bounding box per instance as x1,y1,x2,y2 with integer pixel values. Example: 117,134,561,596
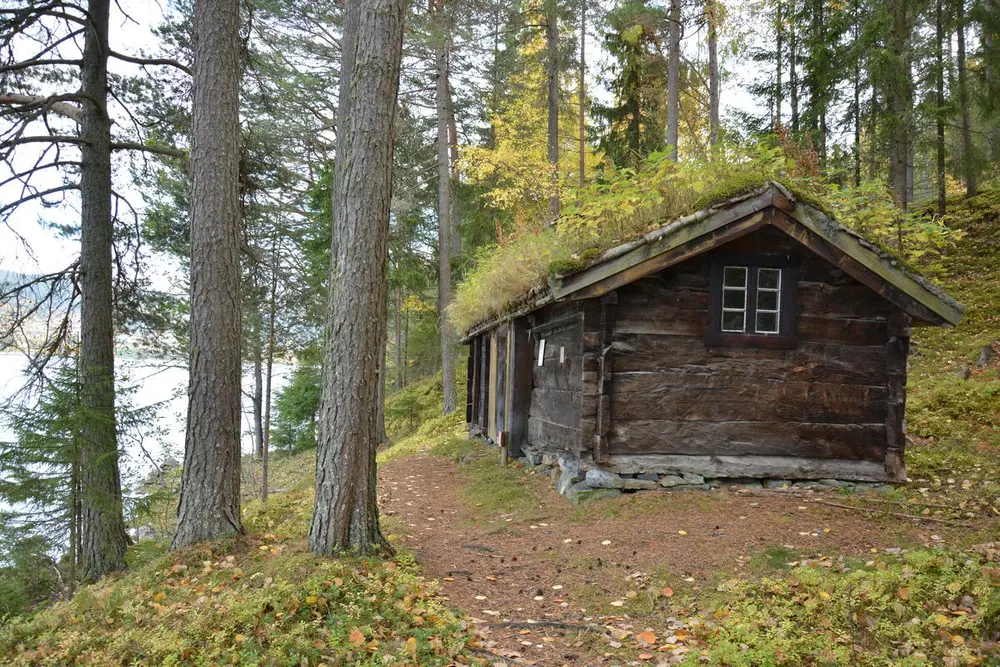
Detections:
756,311,778,333
722,310,746,332
723,266,747,287
758,267,781,289
757,289,778,311
723,288,746,309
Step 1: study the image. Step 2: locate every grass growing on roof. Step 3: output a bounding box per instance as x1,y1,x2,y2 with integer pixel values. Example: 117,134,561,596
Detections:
449,144,962,333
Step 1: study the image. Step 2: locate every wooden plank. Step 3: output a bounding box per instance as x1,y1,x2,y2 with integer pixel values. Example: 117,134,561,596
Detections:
553,191,776,301
487,332,498,437
609,334,888,385
610,375,887,423
465,341,475,424
508,319,533,458
798,314,888,346
529,388,581,428
797,282,890,319
769,205,960,325
528,417,581,453
597,453,890,482
607,420,887,461
884,308,910,482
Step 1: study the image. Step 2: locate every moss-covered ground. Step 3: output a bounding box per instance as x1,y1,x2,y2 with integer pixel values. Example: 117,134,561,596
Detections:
1,189,998,665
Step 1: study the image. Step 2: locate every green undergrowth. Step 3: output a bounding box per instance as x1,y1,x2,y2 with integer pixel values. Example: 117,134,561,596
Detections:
451,145,962,332
689,546,1000,666
905,186,1000,491
0,488,477,666
0,377,487,666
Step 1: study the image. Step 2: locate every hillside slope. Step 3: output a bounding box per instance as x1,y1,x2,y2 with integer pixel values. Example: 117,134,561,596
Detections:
1,188,998,665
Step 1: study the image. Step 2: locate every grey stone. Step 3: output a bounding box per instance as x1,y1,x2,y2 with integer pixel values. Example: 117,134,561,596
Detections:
523,449,543,466
556,468,584,495
586,469,624,489
541,454,557,466
682,473,705,485
621,477,659,490
663,483,712,492
566,482,623,505
659,475,686,488
733,481,764,489
136,524,157,541
764,479,792,489
636,473,658,481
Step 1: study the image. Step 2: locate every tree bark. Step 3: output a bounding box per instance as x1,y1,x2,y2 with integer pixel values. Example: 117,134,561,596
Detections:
546,0,560,217
888,0,911,210
173,0,244,548
578,0,586,188
776,0,783,129
308,0,405,556
789,0,799,133
78,0,128,581
435,0,457,416
252,312,264,459
936,0,947,216
261,253,277,504
852,0,862,187
394,286,404,392
707,0,720,147
445,78,462,258
666,0,681,160
956,0,977,196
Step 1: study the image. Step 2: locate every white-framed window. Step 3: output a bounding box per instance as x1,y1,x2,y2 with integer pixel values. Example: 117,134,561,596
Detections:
537,338,546,366
754,267,782,334
721,266,748,333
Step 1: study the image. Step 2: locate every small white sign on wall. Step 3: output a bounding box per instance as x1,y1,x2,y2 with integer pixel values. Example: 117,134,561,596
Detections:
537,339,546,366
559,346,565,364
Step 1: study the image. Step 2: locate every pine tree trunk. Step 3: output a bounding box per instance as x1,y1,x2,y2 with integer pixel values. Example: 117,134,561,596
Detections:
789,0,799,133
435,1,457,416
173,0,244,548
546,0,560,217
956,0,977,196
252,314,264,459
888,0,910,210
308,0,405,556
445,77,462,258
666,0,681,160
707,0,720,147
78,0,128,581
394,287,404,392
579,0,586,188
260,257,277,504
936,0,947,216
776,0,783,129
852,0,862,187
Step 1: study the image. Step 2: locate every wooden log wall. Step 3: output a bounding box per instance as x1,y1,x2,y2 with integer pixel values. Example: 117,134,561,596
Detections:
527,303,584,453
607,226,896,468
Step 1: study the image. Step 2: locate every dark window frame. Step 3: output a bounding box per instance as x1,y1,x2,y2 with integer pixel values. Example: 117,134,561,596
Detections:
706,253,798,349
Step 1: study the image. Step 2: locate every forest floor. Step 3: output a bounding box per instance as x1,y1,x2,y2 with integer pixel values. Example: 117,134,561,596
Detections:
377,422,998,667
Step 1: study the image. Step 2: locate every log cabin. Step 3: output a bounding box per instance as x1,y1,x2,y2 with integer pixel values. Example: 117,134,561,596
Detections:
460,182,962,495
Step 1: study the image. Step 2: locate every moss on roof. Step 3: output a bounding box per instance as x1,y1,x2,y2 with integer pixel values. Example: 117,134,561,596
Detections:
450,152,963,336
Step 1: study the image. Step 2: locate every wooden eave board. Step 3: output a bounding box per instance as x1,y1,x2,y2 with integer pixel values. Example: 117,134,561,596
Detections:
550,184,962,327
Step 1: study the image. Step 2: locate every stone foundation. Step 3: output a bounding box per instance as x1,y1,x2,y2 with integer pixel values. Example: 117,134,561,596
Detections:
519,444,892,505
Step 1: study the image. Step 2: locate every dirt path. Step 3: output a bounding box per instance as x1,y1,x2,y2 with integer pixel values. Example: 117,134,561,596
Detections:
378,451,964,666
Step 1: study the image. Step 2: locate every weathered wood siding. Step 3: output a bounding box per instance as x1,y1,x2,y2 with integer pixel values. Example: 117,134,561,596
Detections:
608,226,894,463
527,303,583,453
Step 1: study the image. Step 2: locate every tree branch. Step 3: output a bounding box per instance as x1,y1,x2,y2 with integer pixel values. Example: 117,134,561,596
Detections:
108,50,192,76
0,184,79,219
0,94,82,122
0,58,81,75
110,141,187,159
0,135,86,153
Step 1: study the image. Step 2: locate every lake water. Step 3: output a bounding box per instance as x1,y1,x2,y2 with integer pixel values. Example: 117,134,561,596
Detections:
0,352,291,482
